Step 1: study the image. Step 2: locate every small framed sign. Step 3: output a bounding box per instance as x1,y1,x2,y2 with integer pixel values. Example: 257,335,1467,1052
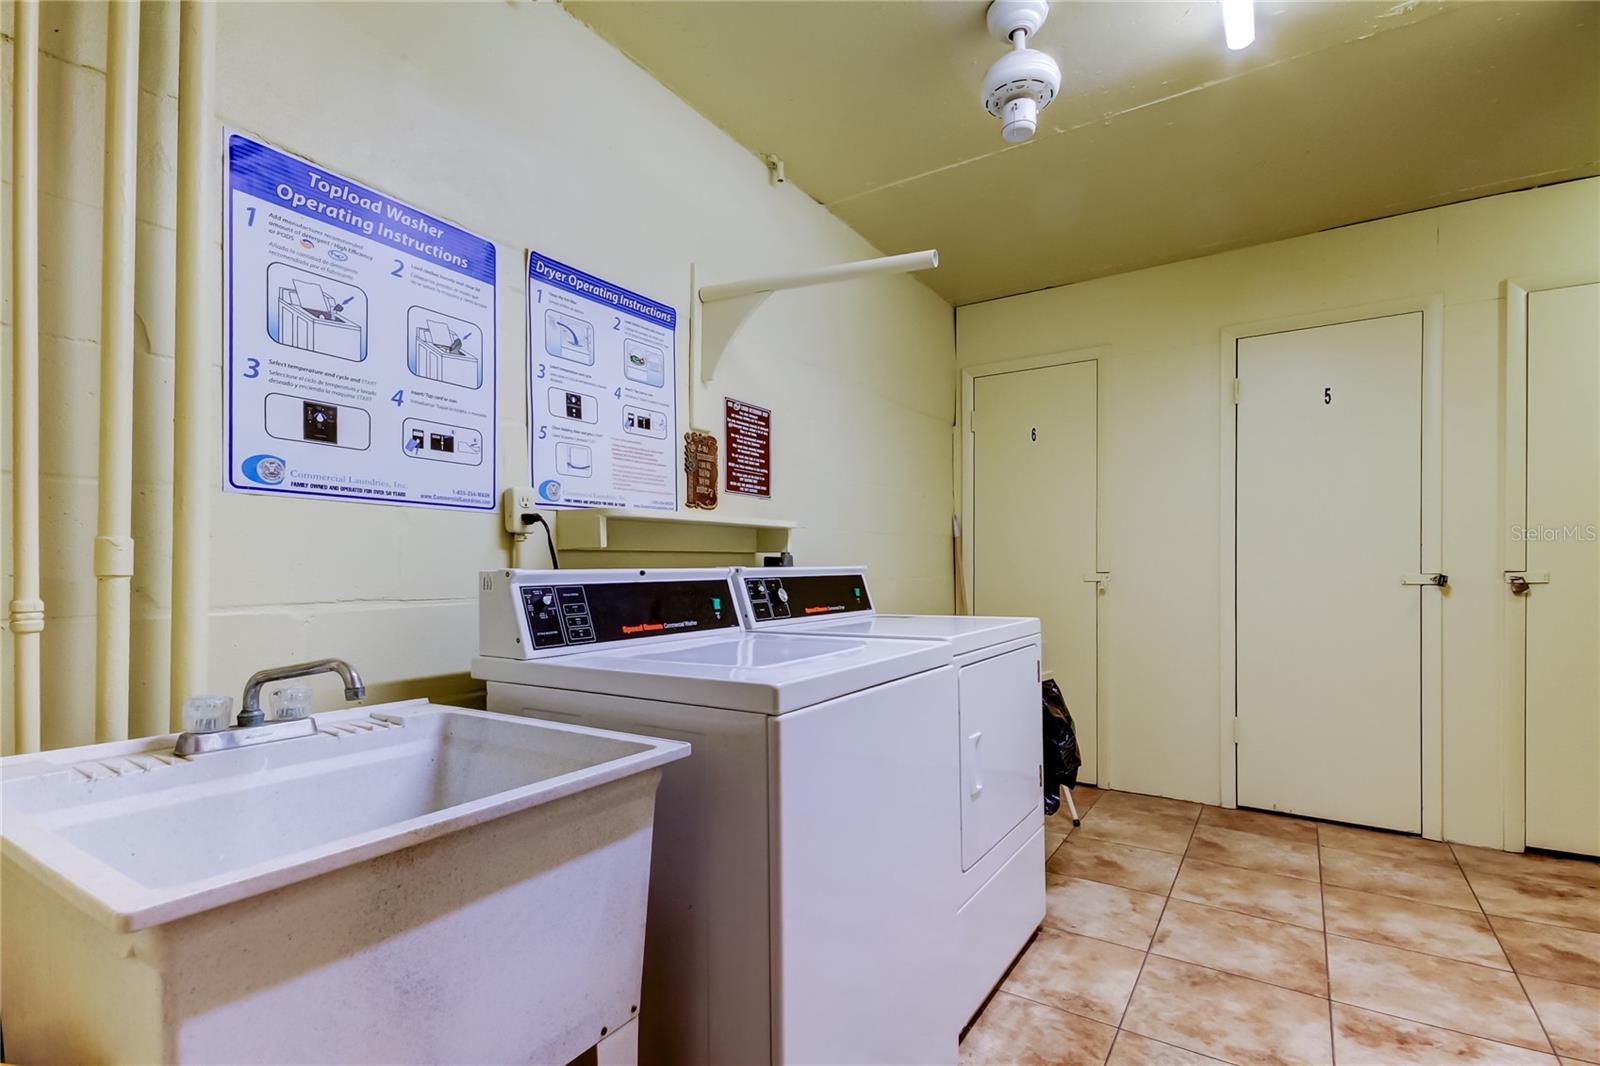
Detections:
684,430,719,510
725,398,771,498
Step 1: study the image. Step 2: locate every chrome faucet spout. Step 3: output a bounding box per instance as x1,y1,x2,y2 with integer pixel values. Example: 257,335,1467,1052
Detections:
238,658,366,727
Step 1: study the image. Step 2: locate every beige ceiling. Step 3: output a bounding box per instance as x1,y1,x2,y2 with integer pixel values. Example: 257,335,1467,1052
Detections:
566,0,1600,306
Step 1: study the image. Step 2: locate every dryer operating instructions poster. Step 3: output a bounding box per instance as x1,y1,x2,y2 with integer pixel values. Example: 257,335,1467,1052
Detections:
526,251,678,511
223,131,498,510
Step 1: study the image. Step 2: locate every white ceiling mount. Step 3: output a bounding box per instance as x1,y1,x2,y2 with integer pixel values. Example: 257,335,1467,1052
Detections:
987,0,1049,43
981,1,1059,144
982,49,1061,143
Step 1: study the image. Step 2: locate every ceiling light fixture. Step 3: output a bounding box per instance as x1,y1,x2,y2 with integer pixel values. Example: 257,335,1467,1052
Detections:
1221,0,1256,50
981,1,1061,144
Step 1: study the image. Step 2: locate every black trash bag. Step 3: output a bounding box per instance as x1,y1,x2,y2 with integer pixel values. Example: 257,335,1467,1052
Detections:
1042,678,1082,817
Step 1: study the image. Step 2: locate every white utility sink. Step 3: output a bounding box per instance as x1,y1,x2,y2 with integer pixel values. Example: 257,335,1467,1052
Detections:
0,700,690,1064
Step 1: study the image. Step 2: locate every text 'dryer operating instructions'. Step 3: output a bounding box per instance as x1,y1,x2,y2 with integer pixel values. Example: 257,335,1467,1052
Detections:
223,130,498,510
526,250,678,511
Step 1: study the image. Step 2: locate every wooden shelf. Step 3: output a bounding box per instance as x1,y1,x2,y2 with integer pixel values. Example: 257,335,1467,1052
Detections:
555,509,796,566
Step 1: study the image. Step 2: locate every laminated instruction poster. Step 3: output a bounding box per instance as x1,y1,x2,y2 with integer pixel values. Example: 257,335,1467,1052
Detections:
224,131,497,510
527,251,678,510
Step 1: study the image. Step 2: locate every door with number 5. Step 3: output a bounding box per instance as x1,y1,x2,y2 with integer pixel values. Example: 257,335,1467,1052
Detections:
1235,313,1426,831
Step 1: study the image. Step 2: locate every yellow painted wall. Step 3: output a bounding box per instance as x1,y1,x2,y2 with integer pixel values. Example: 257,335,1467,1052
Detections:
0,1,955,753
957,178,1600,848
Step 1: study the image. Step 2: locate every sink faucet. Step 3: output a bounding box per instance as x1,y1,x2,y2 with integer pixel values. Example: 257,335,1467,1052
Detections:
174,658,366,756
237,658,366,727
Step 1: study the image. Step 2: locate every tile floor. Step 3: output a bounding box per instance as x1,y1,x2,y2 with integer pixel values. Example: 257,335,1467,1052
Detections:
961,787,1600,1066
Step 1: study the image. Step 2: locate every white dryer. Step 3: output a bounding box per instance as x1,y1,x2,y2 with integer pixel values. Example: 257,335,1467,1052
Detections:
473,568,963,1065
732,566,1045,1026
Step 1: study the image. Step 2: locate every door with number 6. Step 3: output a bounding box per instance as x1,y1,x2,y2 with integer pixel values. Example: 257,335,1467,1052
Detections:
972,359,1100,783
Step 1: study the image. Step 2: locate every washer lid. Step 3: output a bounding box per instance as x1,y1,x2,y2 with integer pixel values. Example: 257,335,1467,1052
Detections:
472,632,950,714
768,614,1040,658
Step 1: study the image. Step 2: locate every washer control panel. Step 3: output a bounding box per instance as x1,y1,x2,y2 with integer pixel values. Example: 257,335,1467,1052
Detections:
739,570,873,625
519,584,597,649
502,574,738,655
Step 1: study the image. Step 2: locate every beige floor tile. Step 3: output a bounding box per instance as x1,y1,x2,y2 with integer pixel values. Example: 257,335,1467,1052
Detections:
1069,785,1104,815
960,989,1118,1066
1492,915,1600,988
1001,929,1146,1025
1170,857,1323,930
1318,823,1457,866
1075,795,1199,855
1048,835,1183,895
1332,1003,1559,1064
1044,873,1167,950
1324,884,1509,969
1197,805,1319,844
1185,823,1320,882
1320,844,1480,911
1453,844,1600,893
1122,955,1333,1066
1524,976,1600,1062
1468,869,1600,933
1327,934,1552,1052
1106,1030,1228,1065
1045,814,1074,859
1151,898,1327,996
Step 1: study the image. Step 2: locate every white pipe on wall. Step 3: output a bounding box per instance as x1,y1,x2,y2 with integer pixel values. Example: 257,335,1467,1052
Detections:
95,0,142,743
10,0,45,754
697,249,940,304
170,0,216,727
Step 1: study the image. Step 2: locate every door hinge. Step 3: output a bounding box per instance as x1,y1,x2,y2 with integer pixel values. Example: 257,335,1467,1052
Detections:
1232,378,1241,405
1231,717,1239,743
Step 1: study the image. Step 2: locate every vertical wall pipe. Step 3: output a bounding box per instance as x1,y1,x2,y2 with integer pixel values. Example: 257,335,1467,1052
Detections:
95,0,141,742
170,0,216,727
10,0,44,753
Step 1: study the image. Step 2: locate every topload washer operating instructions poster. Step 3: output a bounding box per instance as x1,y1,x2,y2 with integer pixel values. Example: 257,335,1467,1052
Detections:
527,251,678,511
224,131,498,510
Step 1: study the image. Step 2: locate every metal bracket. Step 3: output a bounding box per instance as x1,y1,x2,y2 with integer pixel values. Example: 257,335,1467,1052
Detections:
1505,571,1551,596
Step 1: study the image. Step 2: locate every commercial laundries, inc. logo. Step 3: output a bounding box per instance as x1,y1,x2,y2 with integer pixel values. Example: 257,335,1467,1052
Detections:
538,479,562,502
241,454,287,485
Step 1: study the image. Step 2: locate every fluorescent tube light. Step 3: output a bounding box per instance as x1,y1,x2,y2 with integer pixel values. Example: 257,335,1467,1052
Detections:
1222,0,1255,50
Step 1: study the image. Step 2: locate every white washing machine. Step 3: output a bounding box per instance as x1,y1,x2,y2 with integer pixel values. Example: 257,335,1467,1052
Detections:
732,565,1045,1026
473,568,964,1065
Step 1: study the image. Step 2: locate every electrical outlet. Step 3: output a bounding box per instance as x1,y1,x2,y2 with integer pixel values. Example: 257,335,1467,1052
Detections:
501,486,538,534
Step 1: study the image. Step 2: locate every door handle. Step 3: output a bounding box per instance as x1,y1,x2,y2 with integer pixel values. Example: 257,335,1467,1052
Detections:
1401,573,1449,587
965,730,984,799
1505,571,1551,596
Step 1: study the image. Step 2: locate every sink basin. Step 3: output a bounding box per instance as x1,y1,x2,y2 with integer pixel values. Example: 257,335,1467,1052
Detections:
1,700,690,1064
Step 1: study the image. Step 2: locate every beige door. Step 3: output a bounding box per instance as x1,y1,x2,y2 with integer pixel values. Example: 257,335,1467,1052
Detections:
1524,283,1600,856
1236,314,1424,831
972,360,1099,781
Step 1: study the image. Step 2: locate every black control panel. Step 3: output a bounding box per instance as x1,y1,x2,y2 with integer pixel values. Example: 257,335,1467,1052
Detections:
520,584,596,649
520,579,736,650
744,574,872,621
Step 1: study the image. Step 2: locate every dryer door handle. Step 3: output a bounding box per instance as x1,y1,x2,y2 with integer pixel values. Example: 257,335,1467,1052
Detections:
965,730,984,799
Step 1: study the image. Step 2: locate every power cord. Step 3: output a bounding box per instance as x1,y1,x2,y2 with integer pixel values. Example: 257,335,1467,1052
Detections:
527,513,559,569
